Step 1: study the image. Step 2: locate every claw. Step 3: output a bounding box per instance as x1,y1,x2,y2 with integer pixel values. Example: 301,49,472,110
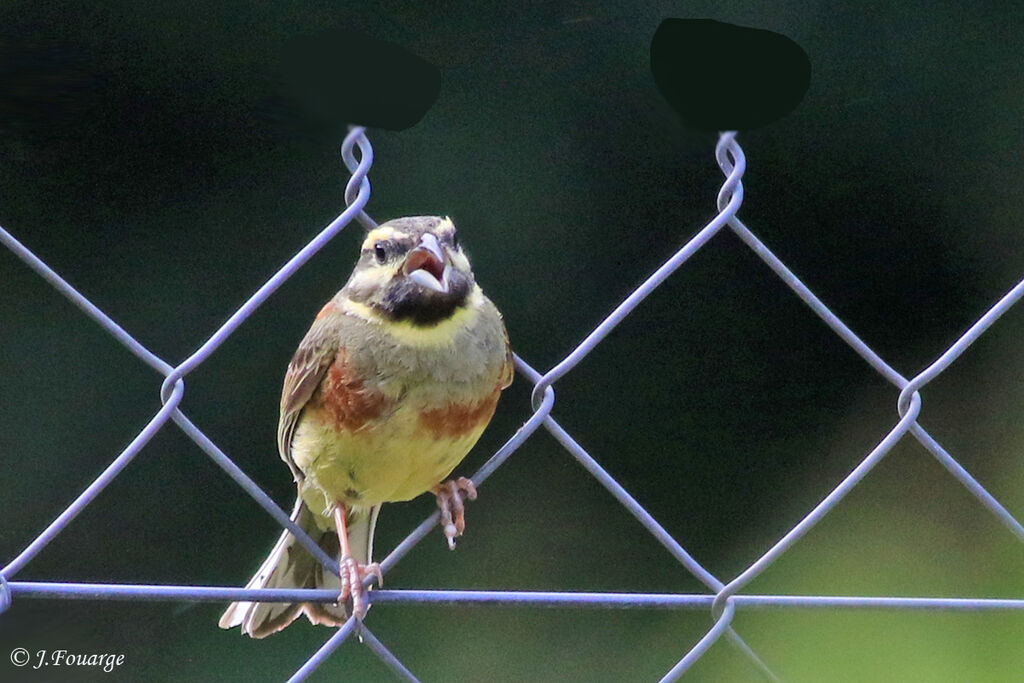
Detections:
339,555,365,619
365,562,384,589
432,477,478,549
338,556,381,619
332,501,382,621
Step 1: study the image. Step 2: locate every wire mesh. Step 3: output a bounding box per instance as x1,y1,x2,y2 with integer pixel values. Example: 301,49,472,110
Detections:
1,126,1022,681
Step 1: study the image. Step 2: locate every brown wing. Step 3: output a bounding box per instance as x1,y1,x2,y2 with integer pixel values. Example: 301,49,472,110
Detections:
277,318,339,482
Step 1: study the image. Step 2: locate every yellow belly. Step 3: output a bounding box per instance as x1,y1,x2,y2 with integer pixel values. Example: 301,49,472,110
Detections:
291,401,488,526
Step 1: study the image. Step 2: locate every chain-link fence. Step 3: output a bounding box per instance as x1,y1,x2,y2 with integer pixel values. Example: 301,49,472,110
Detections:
2,126,1022,682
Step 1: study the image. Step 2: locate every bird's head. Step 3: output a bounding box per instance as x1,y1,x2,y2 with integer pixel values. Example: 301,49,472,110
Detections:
342,216,476,326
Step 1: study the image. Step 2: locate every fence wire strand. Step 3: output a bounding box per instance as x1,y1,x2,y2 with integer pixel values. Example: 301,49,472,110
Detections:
1,126,1021,682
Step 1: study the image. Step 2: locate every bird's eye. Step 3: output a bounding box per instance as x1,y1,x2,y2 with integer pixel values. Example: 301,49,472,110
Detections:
373,242,388,263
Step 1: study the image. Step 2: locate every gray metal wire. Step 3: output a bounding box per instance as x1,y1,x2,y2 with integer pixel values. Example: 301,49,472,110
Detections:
1,126,1021,682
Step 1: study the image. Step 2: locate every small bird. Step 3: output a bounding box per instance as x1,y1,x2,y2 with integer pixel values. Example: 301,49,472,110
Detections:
219,216,512,637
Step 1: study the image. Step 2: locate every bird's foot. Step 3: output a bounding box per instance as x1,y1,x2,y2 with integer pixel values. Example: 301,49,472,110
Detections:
431,477,477,550
338,555,383,619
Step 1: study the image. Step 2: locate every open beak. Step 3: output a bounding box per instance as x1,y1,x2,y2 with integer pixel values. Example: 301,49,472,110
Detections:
402,233,451,293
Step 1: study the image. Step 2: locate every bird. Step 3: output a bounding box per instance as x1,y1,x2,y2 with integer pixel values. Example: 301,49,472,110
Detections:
219,216,513,637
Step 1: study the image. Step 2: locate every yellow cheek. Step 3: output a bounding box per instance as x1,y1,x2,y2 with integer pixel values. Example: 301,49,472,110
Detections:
348,266,396,293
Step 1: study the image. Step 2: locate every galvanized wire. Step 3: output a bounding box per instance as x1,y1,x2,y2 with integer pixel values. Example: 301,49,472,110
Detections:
1,126,1021,682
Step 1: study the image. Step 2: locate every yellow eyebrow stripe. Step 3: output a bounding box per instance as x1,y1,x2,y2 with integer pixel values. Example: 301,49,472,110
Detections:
362,226,408,247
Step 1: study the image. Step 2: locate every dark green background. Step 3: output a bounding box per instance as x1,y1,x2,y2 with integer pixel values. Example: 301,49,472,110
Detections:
1,2,1022,681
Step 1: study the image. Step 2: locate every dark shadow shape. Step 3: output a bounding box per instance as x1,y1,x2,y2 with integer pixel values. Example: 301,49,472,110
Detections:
281,27,441,132
651,19,810,131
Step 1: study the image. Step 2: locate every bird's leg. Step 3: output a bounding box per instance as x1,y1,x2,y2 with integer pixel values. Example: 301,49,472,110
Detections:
431,477,478,550
332,503,382,620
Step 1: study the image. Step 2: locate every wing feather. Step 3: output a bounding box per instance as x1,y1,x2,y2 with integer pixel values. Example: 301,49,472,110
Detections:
277,320,339,481
499,337,514,389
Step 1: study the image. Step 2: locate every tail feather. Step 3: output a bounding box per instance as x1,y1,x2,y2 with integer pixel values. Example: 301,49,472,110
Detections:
219,499,380,638
348,503,380,568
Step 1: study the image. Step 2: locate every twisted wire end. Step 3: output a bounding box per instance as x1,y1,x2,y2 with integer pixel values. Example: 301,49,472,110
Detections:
342,127,378,231
715,132,746,214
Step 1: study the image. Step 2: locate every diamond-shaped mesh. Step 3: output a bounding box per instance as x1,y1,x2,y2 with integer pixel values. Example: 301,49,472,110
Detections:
1,127,1021,682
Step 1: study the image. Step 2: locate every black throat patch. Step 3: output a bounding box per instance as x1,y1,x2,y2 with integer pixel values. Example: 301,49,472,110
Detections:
377,271,473,326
